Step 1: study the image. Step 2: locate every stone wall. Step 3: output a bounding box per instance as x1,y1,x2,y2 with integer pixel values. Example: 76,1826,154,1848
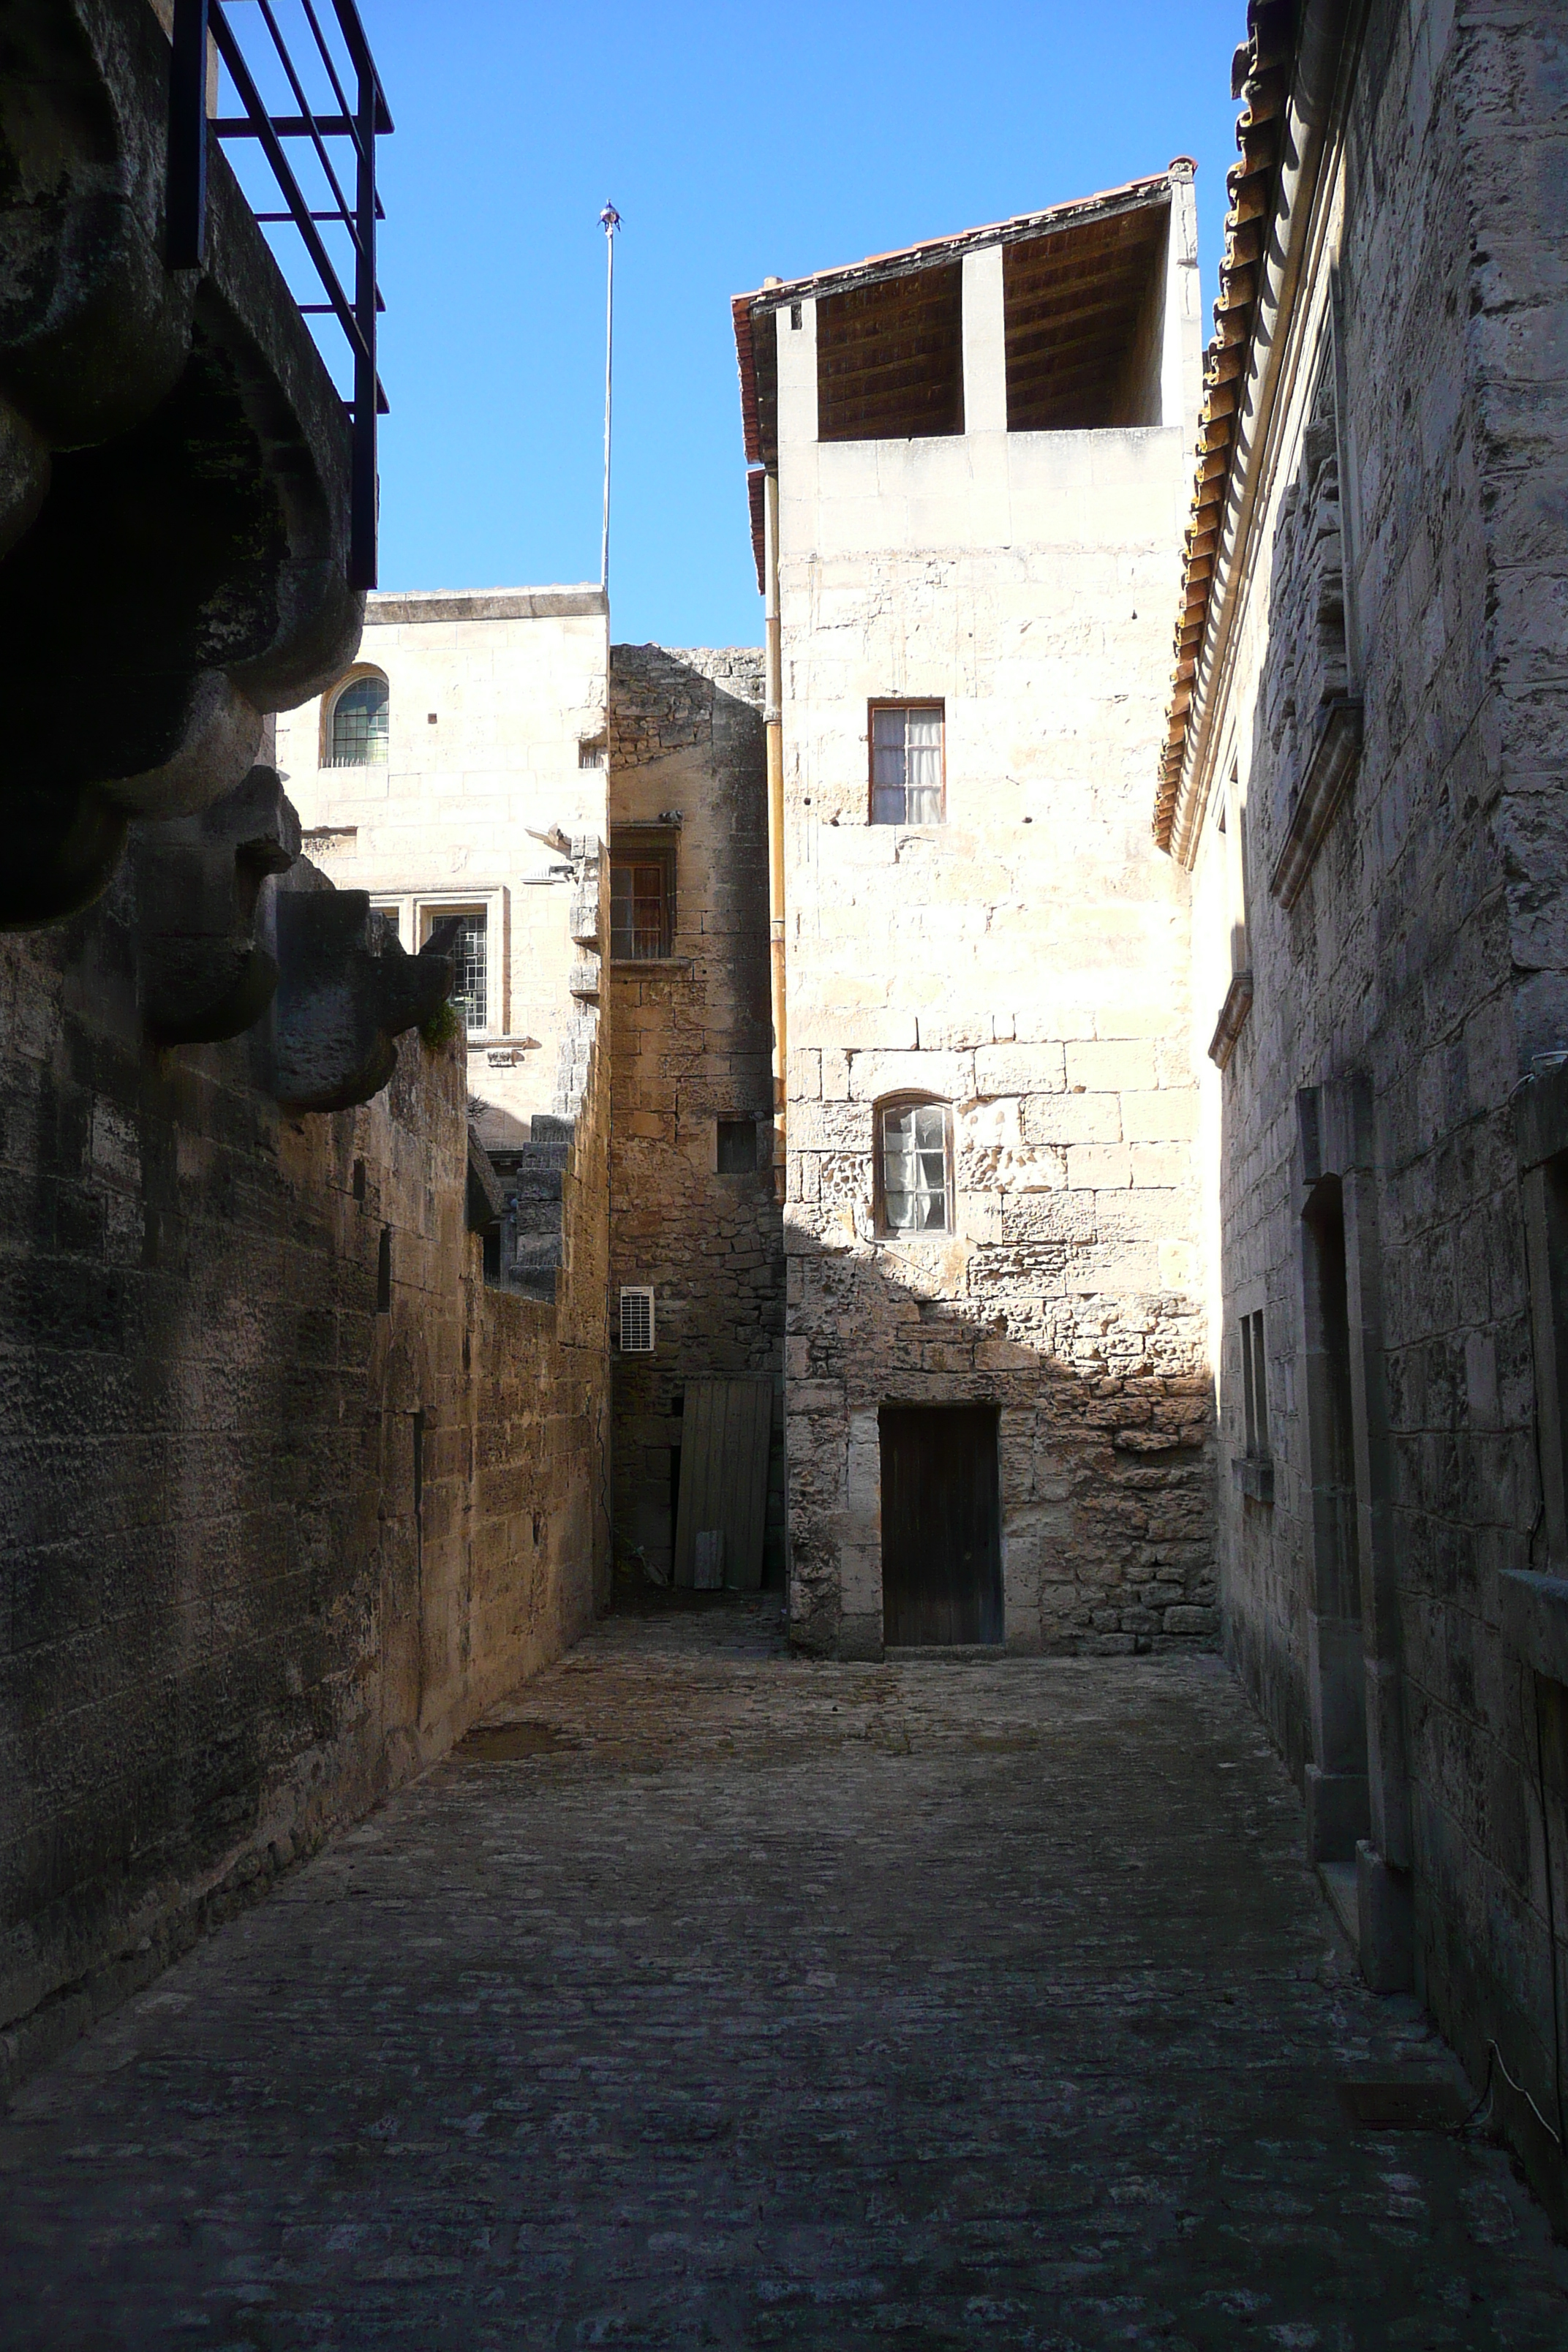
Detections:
0,854,609,2092
768,197,1216,1659
607,645,785,1583
1177,0,1568,2210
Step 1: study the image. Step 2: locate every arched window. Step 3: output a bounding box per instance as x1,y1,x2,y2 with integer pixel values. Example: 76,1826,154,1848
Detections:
877,1098,953,1234
328,674,388,766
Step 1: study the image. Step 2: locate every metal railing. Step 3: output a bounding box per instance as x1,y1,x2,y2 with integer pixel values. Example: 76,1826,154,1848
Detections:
167,0,393,589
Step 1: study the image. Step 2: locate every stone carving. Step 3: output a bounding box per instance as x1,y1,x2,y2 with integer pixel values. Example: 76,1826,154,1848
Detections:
0,0,363,930
263,886,458,1112
132,765,301,1044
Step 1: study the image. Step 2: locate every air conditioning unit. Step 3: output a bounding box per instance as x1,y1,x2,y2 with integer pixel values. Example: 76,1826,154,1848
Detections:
619,1286,655,1354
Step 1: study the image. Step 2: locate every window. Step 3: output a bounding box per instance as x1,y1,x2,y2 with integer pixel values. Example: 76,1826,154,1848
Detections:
423,905,486,1032
870,704,943,825
878,1100,952,1235
620,1286,655,1353
578,736,607,769
717,1119,756,1175
610,838,674,961
328,674,388,766
1240,1309,1270,1458
372,901,401,943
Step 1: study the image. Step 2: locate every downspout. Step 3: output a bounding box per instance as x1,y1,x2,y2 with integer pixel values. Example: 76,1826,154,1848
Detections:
764,466,786,1203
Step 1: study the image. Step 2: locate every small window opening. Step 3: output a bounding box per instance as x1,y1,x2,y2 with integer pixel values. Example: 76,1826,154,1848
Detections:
329,674,389,766
352,1158,366,1203
717,1119,757,1175
422,905,487,1032
427,711,438,724
1241,1310,1270,1458
789,301,802,330
871,704,944,825
377,1225,392,1313
578,736,607,769
878,1101,952,1235
620,1286,655,1353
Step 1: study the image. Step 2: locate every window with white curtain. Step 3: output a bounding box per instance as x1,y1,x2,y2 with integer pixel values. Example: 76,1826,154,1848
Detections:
878,1100,952,1234
870,703,944,824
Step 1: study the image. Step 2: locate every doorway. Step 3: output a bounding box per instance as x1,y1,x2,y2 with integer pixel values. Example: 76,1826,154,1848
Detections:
880,1404,1003,1646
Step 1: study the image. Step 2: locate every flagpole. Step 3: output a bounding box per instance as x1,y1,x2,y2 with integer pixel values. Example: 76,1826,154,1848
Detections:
599,202,620,594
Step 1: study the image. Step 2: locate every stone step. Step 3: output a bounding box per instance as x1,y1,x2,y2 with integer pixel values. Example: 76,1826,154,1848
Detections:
510,1166,564,1204
512,1231,563,1271
511,1196,562,1235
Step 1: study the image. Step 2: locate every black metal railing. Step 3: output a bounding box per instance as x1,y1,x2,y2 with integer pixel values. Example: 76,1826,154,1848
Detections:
167,0,393,589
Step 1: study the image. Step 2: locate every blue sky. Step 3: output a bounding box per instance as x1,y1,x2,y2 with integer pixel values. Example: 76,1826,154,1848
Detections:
351,1,1245,647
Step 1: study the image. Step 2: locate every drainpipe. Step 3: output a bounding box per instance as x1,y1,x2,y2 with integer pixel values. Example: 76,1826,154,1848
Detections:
764,464,786,1205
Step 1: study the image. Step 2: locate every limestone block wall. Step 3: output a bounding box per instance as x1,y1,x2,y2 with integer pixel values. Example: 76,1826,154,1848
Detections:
1180,0,1568,2190
274,590,609,1155
608,646,785,1582
777,403,1213,1654
0,859,609,2092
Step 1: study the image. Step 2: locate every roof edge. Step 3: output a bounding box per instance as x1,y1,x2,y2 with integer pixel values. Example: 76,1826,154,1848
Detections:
1153,2,1347,860
365,586,607,625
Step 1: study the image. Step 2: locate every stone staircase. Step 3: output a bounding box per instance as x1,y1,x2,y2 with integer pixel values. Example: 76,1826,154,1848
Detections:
506,1114,575,1302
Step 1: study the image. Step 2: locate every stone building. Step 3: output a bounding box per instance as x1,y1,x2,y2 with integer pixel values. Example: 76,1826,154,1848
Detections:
274,588,611,1161
1160,0,1567,2217
607,644,785,1587
732,166,1221,1659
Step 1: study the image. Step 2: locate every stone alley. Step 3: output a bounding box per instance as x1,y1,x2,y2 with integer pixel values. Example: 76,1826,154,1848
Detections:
1,1601,1564,2351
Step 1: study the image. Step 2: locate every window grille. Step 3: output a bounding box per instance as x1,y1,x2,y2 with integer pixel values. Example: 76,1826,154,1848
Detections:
330,675,389,765
871,704,943,824
880,1101,951,1233
423,908,487,1032
610,851,673,960
620,1286,655,1353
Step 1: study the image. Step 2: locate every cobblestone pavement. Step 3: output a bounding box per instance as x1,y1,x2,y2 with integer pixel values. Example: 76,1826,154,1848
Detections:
3,1599,1567,2351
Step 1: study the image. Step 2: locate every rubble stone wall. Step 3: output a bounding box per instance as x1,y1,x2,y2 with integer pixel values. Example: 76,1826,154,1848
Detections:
608,645,785,1583
1182,0,1568,2183
0,862,609,2092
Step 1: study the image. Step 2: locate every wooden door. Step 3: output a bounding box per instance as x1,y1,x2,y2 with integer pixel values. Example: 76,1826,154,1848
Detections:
672,1377,773,1591
880,1404,1003,1646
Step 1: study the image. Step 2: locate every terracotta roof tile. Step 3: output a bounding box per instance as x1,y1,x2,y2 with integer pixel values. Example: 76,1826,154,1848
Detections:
1153,0,1297,852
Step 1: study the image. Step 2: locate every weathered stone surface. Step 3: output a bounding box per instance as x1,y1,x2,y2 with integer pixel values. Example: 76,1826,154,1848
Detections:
1173,0,1568,2237
0,0,364,927
769,177,1217,1657
0,855,609,2088
608,646,785,1583
1,1607,1565,2345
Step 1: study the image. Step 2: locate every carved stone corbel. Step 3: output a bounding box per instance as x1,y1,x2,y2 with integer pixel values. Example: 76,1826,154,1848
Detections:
261,883,457,1112
132,764,301,1044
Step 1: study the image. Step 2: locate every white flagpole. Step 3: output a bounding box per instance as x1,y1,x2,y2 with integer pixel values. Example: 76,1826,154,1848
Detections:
599,202,620,594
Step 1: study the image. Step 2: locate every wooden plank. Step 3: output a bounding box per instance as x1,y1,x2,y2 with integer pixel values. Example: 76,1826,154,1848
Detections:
672,1377,772,1590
